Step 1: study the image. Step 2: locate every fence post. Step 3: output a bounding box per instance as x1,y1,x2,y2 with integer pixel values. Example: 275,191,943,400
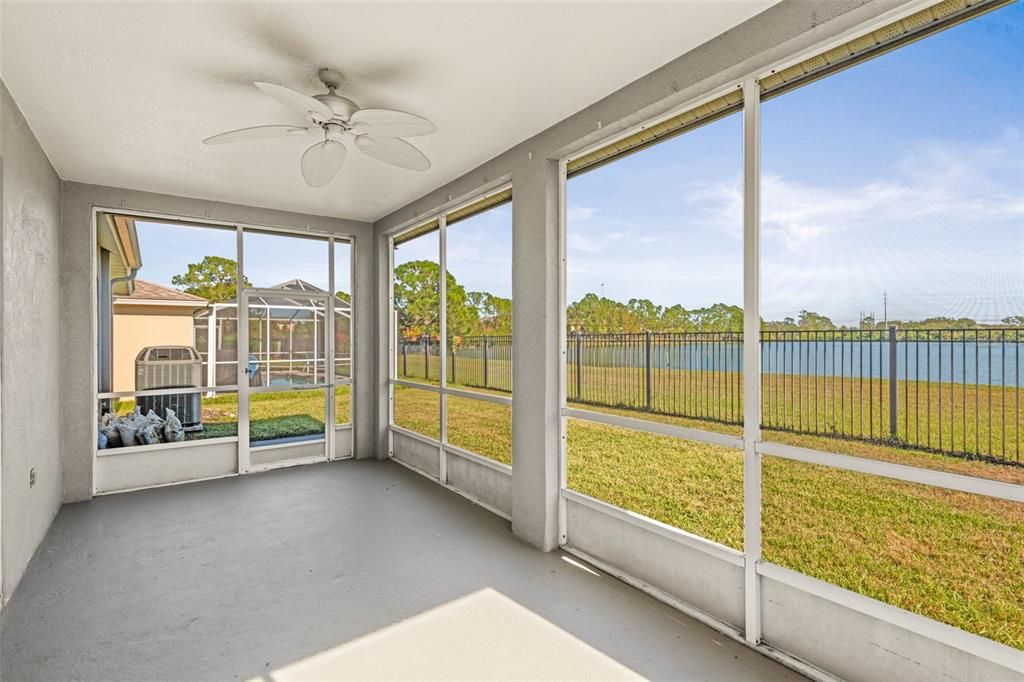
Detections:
402,339,407,377
645,331,653,410
888,325,898,441
574,332,583,400
424,335,429,381
483,335,489,388
450,343,456,384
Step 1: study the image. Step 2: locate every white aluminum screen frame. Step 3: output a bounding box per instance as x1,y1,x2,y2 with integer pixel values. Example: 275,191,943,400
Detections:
92,207,358,486
387,186,515,478
555,0,1023,672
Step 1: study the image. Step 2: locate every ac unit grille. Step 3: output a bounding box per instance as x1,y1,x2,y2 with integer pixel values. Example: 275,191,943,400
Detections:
137,393,203,430
136,346,203,390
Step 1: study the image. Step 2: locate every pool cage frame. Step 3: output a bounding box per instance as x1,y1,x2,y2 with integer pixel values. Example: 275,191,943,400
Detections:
193,279,352,390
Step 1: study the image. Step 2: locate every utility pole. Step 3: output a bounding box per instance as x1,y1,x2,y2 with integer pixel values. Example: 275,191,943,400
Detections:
883,290,888,327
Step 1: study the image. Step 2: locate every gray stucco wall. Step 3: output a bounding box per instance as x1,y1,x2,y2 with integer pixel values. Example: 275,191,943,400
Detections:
1,80,63,602
59,182,376,503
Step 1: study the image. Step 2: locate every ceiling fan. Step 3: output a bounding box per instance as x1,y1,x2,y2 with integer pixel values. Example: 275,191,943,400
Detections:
203,68,435,187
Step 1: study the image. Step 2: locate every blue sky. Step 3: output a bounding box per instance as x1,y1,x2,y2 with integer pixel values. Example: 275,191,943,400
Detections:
393,204,513,298
568,2,1024,325
134,3,1021,326
133,222,352,296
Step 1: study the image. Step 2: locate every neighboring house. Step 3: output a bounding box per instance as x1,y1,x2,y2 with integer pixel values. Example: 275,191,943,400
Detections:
112,280,207,392
97,212,142,394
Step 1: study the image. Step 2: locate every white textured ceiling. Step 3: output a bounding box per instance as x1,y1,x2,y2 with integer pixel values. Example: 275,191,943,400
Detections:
1,2,775,222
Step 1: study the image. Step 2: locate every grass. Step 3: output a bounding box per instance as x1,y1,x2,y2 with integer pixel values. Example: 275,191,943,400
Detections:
391,382,1024,649
402,356,1023,480
109,386,351,443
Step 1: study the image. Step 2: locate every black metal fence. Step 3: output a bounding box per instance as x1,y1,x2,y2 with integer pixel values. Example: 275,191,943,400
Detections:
399,328,1023,464
398,335,512,392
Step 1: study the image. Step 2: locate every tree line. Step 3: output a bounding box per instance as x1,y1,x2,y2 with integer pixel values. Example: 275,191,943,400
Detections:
171,257,1023,338
170,255,351,304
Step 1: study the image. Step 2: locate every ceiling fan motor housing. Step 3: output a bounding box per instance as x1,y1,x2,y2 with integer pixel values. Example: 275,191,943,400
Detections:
313,92,359,122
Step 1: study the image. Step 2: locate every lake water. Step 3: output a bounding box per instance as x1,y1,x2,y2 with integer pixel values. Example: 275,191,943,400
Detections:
570,340,1023,388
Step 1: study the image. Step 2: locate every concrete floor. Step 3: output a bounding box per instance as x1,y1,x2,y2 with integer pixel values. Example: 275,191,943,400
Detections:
1,460,803,681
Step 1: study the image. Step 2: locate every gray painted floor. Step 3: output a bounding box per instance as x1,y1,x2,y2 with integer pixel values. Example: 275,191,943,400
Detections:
1,460,803,681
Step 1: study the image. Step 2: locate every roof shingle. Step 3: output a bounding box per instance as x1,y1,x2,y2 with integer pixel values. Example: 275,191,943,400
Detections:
114,279,207,303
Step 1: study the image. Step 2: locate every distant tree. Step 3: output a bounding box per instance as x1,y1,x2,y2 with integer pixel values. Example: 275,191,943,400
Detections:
626,298,663,331
172,256,250,302
394,260,476,339
568,293,639,333
1001,315,1024,327
763,317,796,331
797,310,836,331
689,303,743,332
467,291,512,335
661,304,694,332
335,290,351,304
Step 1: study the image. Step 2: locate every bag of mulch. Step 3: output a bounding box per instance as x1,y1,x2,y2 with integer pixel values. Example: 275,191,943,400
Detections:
99,413,122,448
116,420,140,447
145,409,165,427
137,421,160,446
98,429,108,450
127,407,145,428
163,408,185,443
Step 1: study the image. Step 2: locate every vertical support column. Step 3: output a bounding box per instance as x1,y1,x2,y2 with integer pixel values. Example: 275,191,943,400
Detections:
326,238,336,460
512,158,562,551
206,304,217,396
742,79,763,645
375,231,395,460
386,244,395,459
236,225,250,473
438,214,448,483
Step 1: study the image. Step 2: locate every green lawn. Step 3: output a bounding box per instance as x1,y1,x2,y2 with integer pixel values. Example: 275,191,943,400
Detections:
401,356,1023,478
391,383,1024,649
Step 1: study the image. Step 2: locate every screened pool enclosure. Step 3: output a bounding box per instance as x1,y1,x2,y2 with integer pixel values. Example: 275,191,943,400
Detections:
193,279,352,389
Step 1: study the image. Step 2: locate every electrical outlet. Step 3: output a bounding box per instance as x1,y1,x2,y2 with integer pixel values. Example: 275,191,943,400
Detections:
29,468,36,487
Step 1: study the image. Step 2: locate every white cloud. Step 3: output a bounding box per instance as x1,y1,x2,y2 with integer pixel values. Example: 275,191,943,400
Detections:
567,205,596,222
680,131,1024,251
567,229,629,254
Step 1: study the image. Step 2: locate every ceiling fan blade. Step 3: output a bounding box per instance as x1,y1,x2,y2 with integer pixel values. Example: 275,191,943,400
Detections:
203,125,309,145
349,109,435,137
255,81,334,120
301,140,347,187
355,135,430,171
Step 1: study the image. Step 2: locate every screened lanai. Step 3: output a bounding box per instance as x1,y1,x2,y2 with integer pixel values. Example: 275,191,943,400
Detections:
193,279,352,389
3,2,1023,682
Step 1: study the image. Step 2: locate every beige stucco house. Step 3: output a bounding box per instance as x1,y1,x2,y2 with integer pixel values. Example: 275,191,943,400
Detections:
111,280,207,392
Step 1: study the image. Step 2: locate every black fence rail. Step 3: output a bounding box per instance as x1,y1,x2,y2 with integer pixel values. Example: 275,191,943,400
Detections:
398,335,512,392
399,328,1023,464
